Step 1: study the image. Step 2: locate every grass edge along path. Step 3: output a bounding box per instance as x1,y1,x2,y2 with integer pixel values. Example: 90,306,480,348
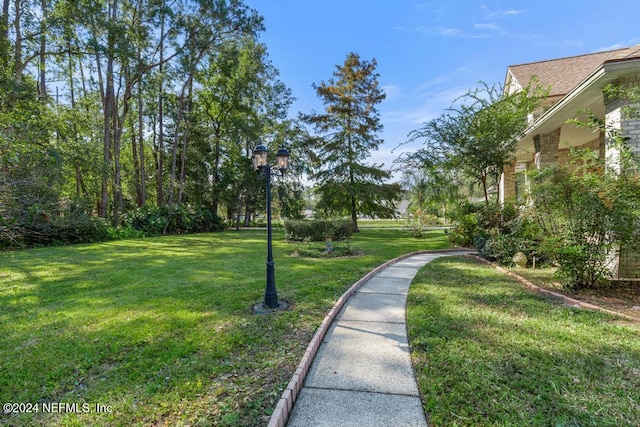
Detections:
407,256,640,427
0,229,450,426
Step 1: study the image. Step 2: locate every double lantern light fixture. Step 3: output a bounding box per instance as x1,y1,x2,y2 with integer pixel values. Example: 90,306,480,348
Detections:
252,144,289,309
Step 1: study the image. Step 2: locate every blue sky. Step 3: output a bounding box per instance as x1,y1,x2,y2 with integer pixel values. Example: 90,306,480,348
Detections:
246,1,640,175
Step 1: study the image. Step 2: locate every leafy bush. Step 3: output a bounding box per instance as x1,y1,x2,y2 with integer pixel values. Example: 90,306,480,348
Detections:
0,213,110,249
476,202,519,234
448,213,478,247
449,203,542,264
291,243,360,258
284,220,353,242
0,204,226,250
121,204,225,235
107,226,146,240
531,155,640,289
478,214,542,265
408,208,439,238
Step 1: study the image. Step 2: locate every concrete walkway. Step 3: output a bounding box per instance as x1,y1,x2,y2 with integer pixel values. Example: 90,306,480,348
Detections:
286,251,472,427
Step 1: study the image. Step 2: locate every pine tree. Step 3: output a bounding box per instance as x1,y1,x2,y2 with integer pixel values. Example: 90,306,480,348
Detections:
302,52,401,232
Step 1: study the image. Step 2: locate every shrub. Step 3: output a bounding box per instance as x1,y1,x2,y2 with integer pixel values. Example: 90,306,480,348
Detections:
408,208,439,238
448,213,478,247
0,213,110,249
284,220,353,242
478,214,542,265
449,203,543,264
531,145,640,289
121,204,225,235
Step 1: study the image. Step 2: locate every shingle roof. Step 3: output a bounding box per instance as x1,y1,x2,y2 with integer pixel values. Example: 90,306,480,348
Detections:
508,45,640,97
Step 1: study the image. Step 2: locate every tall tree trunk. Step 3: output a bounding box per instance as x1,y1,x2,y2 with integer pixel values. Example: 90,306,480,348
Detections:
351,195,358,232
0,0,8,58
101,67,112,219
66,39,74,106
38,0,47,101
156,8,165,206
13,0,22,85
75,165,88,199
138,82,146,206
113,111,122,226
243,203,250,227
101,0,118,221
131,116,142,206
168,90,183,206
177,78,192,204
211,124,221,215
481,175,489,205
92,20,107,215
66,37,89,203
347,124,359,232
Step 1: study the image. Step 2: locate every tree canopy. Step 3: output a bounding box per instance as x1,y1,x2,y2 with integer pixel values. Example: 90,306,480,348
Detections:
0,0,302,246
403,80,548,204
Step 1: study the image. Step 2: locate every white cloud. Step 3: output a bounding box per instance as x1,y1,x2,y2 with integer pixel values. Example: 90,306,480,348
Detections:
474,23,501,31
488,9,525,18
596,39,640,51
414,26,464,37
441,27,463,37
382,84,469,126
381,84,404,102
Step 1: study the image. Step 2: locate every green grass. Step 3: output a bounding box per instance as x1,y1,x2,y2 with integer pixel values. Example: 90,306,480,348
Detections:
357,219,450,229
0,229,450,426
357,219,412,228
407,256,640,427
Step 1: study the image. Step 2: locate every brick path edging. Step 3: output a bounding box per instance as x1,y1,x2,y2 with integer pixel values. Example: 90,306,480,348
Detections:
470,254,640,323
266,248,468,427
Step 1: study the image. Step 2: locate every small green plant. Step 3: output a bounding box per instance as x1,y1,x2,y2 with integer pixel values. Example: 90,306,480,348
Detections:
408,208,438,238
447,213,479,247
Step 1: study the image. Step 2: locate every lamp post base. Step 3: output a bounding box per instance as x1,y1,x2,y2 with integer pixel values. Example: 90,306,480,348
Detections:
252,300,290,314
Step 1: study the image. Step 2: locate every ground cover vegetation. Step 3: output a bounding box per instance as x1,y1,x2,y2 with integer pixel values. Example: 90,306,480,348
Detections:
0,229,450,426
407,256,640,426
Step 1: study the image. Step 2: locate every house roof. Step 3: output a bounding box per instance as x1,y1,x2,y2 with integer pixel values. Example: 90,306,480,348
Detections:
507,45,640,97
507,45,640,163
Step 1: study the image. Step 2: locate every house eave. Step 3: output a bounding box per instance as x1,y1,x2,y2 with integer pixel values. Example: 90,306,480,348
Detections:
516,58,640,157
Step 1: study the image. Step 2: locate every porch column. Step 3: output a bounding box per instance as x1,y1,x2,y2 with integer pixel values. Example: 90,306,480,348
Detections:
604,75,640,175
604,75,640,279
499,160,516,203
533,128,560,169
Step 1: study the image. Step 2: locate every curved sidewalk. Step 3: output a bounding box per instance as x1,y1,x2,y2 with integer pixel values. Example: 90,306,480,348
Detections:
282,250,473,427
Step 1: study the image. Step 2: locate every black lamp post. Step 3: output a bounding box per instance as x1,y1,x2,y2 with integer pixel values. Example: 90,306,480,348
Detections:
253,144,289,309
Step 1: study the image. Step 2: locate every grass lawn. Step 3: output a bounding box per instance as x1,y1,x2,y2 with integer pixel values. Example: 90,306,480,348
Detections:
407,256,640,426
0,228,449,426
357,219,411,228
